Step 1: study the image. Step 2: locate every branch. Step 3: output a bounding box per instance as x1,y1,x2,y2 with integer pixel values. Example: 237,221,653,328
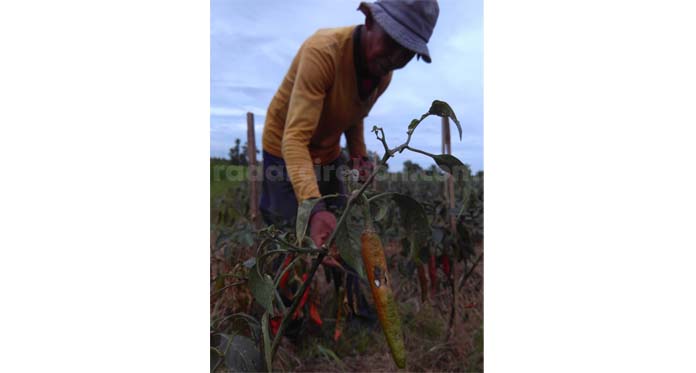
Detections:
210,280,246,298
373,126,390,156
260,231,328,255
458,253,483,291
405,145,437,158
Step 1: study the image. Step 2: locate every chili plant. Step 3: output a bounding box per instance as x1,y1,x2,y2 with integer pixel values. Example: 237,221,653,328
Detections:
216,100,469,372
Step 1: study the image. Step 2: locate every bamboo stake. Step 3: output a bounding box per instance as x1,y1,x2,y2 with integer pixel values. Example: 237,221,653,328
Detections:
443,116,458,339
246,112,259,228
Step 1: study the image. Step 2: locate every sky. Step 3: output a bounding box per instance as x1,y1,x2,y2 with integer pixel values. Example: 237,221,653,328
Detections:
211,0,482,172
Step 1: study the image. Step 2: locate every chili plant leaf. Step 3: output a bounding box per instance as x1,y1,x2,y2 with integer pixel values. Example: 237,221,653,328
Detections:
394,195,430,265
211,346,223,372
295,194,340,246
336,213,367,280
428,100,462,140
431,154,466,175
248,264,274,312
456,221,475,261
296,198,322,246
370,196,390,222
406,100,462,140
261,312,272,372
370,193,431,265
212,333,263,373
407,118,420,133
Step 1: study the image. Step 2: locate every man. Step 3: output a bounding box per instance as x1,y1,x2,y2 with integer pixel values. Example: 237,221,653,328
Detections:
259,0,439,325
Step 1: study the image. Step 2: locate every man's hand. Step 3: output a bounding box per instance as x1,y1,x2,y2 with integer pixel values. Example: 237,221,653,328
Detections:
309,210,343,269
351,156,374,183
309,210,335,248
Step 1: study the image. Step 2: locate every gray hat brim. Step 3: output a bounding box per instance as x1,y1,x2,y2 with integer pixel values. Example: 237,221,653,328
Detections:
359,2,432,63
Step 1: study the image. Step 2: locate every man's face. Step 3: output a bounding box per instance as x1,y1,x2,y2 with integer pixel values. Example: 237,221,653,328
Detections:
364,19,416,77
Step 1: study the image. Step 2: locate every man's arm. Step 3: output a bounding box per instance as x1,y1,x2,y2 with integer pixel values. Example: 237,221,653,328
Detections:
344,119,367,159
281,42,341,264
281,43,334,203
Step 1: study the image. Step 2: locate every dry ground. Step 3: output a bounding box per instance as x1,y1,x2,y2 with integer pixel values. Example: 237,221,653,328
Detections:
271,241,483,372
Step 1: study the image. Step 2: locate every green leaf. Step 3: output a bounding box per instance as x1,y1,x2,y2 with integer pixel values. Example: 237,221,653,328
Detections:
370,196,390,222
248,264,274,312
296,198,321,246
370,193,431,265
405,100,462,141
212,333,263,373
393,194,431,264
407,118,420,133
261,312,272,373
431,154,465,175
295,194,340,246
211,346,223,373
456,222,475,261
428,100,462,140
335,211,366,279
218,312,261,341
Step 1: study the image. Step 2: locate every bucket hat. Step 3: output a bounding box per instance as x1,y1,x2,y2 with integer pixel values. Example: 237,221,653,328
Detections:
358,0,439,63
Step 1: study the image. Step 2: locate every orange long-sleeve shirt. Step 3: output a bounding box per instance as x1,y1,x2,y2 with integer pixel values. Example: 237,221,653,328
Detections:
262,26,392,203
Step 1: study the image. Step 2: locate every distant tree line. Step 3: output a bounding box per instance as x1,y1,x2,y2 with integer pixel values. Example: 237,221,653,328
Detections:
210,138,260,166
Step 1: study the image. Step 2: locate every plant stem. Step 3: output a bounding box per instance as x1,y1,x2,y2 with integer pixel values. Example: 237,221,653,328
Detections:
211,281,246,298
458,253,483,291
405,145,437,158
266,234,329,254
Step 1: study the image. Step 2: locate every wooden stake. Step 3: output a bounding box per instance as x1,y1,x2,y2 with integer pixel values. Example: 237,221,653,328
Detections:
443,116,458,339
246,112,259,228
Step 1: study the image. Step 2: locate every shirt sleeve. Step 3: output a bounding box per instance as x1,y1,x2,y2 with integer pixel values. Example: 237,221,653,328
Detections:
345,118,367,159
281,43,334,203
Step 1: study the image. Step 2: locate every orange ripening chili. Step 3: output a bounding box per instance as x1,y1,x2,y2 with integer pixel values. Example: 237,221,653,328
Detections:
361,227,406,369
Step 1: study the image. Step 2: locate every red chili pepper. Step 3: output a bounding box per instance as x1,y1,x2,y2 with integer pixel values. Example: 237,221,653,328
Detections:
428,254,437,294
270,316,281,335
278,254,295,291
293,273,311,319
309,302,322,326
441,254,451,277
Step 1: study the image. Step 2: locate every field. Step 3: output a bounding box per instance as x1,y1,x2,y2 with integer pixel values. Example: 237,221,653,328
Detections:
210,155,483,372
